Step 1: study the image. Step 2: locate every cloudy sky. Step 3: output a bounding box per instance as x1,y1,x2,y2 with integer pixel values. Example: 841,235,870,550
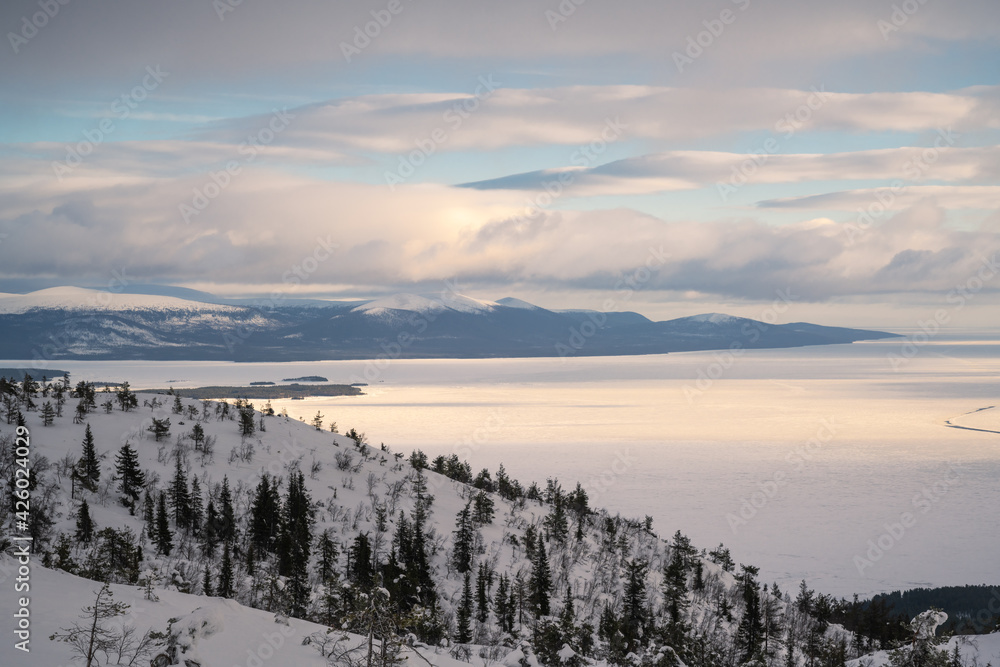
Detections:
1,0,998,326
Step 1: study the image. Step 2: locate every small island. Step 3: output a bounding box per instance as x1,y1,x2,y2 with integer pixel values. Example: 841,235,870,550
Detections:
250,381,276,386
282,375,328,382
143,383,361,400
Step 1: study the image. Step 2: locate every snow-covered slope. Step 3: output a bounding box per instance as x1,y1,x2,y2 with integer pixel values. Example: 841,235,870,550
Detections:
0,380,985,667
0,287,241,314
353,293,499,317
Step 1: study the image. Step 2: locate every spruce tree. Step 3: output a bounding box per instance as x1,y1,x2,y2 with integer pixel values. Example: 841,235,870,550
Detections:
456,570,473,643
317,530,339,583
475,562,490,623
218,476,236,543
168,456,191,530
737,565,764,664
662,548,690,654
202,499,219,558
348,533,374,588
249,474,280,553
495,574,513,633
114,441,145,513
218,541,234,598
452,502,475,575
75,499,94,543
189,476,204,534
155,492,173,556
529,539,552,617
622,559,649,653
279,470,313,617
78,424,100,491
202,564,214,596
41,401,55,426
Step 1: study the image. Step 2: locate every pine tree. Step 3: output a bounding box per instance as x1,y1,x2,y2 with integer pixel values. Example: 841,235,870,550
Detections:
172,394,183,415
78,424,100,492
155,493,173,556
452,502,475,574
529,539,552,617
191,423,205,451
114,441,145,513
238,401,255,437
75,499,94,543
456,570,473,643
168,456,191,530
218,541,234,598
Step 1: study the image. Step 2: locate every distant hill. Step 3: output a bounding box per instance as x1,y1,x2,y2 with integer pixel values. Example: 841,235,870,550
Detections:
0,286,898,361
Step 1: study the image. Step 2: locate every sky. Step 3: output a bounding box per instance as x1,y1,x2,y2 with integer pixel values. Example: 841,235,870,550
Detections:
1,0,999,327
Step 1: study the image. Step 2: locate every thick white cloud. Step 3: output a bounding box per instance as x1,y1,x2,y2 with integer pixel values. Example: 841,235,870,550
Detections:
1,156,997,303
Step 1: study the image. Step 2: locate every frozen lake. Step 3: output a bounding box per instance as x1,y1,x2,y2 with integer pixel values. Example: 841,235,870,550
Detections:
5,332,999,598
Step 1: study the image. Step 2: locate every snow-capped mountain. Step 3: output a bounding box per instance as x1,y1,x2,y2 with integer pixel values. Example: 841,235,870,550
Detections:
0,287,898,361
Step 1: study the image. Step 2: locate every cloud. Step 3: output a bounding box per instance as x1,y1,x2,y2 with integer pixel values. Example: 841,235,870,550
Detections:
461,146,1000,196
209,86,994,158
0,152,997,302
758,185,1000,211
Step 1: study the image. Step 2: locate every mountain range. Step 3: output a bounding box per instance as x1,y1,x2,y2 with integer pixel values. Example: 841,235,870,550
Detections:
0,286,898,361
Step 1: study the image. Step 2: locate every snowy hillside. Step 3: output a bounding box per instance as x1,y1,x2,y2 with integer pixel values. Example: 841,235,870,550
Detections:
0,375,985,667
0,286,897,361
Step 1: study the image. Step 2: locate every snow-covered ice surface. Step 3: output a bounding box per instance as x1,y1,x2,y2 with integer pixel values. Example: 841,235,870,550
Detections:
3,332,998,598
